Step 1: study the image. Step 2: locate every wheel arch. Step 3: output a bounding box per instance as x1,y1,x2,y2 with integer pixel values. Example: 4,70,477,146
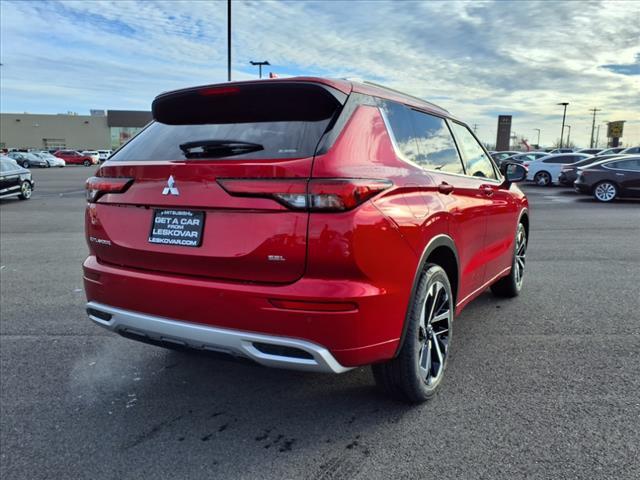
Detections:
394,234,459,357
518,208,529,241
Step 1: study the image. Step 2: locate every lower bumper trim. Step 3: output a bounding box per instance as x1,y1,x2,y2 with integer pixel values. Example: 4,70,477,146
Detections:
86,301,351,374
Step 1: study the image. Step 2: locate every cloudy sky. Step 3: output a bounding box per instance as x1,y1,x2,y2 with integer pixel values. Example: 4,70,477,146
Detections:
1,0,638,147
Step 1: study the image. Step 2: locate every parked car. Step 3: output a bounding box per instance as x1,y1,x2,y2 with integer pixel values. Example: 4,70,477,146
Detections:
574,156,640,202
596,147,625,156
619,146,640,154
526,153,592,186
549,148,574,154
83,78,530,403
54,150,97,166
7,151,49,168
558,154,627,186
0,155,35,200
82,151,100,164
490,151,520,164
503,152,548,166
97,150,112,162
576,148,602,155
34,151,66,167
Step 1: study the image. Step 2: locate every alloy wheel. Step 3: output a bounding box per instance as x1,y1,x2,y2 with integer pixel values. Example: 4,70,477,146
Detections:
417,281,452,386
514,224,527,288
21,182,32,199
594,182,616,202
535,172,550,186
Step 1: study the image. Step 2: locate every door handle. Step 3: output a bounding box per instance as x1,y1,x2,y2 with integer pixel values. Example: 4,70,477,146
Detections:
615,173,625,176
438,182,454,194
480,185,494,197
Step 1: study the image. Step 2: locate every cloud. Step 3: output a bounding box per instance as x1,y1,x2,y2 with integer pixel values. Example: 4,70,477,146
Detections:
602,54,640,75
1,0,639,146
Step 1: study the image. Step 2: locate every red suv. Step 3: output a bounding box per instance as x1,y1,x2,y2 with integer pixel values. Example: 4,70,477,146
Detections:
83,78,529,402
54,150,97,166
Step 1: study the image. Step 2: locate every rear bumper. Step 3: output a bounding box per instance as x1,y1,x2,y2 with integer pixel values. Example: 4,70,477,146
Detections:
83,256,402,368
86,301,350,373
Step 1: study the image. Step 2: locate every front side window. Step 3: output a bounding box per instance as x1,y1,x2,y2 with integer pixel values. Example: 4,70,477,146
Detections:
449,122,498,179
409,110,464,174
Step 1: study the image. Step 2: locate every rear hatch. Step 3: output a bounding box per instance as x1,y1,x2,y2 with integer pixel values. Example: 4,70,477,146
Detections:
89,81,348,283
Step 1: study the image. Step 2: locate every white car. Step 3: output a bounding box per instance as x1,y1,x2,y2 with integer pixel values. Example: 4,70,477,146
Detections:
82,151,100,163
526,153,592,186
35,152,65,167
97,150,112,162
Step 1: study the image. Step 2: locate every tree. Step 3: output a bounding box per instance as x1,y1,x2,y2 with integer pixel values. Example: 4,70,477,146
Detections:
552,138,577,149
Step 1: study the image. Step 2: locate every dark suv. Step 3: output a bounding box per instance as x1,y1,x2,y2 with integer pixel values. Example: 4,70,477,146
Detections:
84,78,529,402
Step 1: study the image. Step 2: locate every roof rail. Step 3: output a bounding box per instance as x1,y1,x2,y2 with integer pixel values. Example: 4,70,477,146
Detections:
361,80,449,113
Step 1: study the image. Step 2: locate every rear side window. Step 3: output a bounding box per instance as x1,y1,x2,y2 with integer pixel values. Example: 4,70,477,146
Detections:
379,101,420,162
449,122,498,179
409,110,463,174
110,82,345,161
608,159,640,171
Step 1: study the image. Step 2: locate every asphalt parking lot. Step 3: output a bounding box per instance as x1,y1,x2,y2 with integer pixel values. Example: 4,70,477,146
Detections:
1,167,639,480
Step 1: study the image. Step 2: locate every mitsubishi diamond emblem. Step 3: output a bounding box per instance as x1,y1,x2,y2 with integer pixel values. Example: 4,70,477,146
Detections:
162,175,179,196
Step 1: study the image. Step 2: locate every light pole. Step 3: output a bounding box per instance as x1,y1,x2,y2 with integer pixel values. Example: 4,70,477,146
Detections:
564,124,571,146
250,60,270,79
589,107,602,148
227,0,231,81
533,128,541,147
557,102,569,148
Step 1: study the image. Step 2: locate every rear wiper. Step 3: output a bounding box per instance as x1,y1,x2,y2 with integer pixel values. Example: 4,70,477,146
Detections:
179,140,264,159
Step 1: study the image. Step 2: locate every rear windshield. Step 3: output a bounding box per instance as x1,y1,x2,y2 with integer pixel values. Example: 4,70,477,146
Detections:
110,82,345,162
109,120,331,161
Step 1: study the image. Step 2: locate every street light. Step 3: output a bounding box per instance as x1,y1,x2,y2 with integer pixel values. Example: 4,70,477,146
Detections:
250,60,270,79
564,124,571,146
589,107,602,148
557,102,569,148
533,128,541,147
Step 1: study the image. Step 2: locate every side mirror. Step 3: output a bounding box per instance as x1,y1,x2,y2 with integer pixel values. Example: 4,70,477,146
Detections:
500,161,527,184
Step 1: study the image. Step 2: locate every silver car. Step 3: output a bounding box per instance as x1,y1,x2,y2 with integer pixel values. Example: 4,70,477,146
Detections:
34,152,66,167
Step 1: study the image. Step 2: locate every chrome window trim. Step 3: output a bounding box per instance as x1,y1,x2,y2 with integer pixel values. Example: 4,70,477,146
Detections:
378,106,503,184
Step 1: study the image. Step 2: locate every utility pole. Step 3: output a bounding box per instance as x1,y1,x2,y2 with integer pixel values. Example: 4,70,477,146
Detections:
557,102,569,148
564,125,571,146
589,107,601,148
250,60,270,79
227,0,232,81
533,128,541,147
472,123,478,134
595,125,601,148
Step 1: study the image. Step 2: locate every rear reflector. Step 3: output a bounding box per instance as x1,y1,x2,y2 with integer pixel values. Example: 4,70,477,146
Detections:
217,178,391,211
269,299,358,312
86,176,133,202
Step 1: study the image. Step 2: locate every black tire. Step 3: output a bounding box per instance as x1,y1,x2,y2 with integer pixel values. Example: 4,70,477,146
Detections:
22,161,29,169
491,222,527,297
592,181,617,202
18,181,32,200
83,160,91,167
372,264,453,403
534,171,551,186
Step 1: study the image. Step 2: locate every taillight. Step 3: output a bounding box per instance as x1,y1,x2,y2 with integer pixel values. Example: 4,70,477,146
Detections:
86,176,133,202
217,178,392,211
